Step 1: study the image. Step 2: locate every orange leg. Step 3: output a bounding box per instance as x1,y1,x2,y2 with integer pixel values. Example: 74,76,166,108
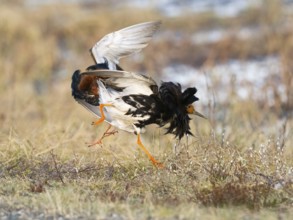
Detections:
87,124,118,147
91,103,114,126
136,134,164,168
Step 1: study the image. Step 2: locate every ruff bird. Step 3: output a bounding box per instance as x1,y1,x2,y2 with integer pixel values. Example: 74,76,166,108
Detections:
72,69,205,167
71,21,205,167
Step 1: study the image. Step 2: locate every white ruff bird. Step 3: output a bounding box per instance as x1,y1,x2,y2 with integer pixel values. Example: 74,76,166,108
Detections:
71,21,205,167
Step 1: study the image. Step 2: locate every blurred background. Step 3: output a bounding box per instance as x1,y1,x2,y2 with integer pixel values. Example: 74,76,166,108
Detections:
0,0,292,141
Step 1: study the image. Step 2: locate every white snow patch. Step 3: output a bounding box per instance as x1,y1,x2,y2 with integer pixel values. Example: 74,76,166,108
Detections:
162,56,286,105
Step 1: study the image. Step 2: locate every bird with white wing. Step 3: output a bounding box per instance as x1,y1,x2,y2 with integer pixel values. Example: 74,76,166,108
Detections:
71,21,205,167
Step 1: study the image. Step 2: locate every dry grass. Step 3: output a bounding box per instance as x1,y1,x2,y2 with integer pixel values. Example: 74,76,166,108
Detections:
0,1,292,219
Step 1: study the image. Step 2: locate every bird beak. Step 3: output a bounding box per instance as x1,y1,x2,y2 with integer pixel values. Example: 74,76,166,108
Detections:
193,110,207,119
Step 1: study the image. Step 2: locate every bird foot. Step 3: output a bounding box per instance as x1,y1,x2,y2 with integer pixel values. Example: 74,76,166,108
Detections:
136,134,164,168
151,159,164,168
86,140,102,147
87,128,118,147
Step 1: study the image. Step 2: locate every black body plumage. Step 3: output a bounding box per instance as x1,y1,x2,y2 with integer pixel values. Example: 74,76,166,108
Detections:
122,82,199,139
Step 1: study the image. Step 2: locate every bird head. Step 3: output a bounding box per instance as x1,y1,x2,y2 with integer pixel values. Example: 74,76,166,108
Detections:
186,104,206,119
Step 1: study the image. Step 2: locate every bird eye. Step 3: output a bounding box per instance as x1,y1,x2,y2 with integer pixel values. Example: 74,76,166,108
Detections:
186,105,195,114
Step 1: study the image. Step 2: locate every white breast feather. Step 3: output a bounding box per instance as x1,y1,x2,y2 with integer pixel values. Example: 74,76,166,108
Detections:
97,80,149,133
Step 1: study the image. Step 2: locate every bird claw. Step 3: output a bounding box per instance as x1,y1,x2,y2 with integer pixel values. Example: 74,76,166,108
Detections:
86,128,118,147
86,140,103,147
153,161,164,169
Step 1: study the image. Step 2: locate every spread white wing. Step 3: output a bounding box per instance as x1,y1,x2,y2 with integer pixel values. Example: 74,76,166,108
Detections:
90,21,161,70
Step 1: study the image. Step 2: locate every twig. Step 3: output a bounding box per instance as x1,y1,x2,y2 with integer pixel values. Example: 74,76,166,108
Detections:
50,150,65,184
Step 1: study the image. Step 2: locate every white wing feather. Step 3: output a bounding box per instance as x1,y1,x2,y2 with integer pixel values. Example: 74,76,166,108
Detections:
83,70,157,96
91,21,161,70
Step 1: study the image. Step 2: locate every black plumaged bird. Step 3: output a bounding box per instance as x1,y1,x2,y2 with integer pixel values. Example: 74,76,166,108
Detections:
72,69,205,167
71,21,205,167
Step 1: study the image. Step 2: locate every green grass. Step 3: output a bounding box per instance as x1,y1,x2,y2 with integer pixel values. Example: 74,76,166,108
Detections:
0,1,293,219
